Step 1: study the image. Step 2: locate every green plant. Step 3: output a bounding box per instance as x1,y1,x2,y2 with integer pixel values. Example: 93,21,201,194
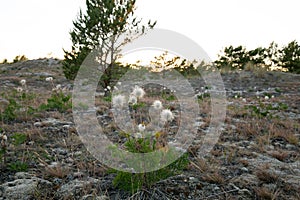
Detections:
248,104,271,118
275,88,282,93
0,80,37,122
197,92,210,101
11,133,27,146
0,130,8,166
247,101,289,119
278,102,288,110
112,152,189,193
0,98,20,122
103,95,112,102
39,91,71,112
8,161,28,172
162,94,176,101
131,102,146,110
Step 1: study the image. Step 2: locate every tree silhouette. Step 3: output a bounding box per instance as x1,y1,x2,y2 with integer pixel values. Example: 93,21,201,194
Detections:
63,0,156,85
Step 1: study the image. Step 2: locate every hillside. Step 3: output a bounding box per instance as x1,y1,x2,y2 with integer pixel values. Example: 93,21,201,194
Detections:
0,59,299,199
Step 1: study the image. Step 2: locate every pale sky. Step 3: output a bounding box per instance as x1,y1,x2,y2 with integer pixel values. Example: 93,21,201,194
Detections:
1,0,300,62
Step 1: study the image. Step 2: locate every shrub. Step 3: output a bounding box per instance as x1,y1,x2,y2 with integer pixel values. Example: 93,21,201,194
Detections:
39,91,71,112
0,98,20,122
112,152,189,193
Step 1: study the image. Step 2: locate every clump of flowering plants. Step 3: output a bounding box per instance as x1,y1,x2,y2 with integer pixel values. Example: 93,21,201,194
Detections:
110,84,189,193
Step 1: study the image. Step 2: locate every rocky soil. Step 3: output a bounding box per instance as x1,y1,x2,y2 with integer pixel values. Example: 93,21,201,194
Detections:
0,59,299,199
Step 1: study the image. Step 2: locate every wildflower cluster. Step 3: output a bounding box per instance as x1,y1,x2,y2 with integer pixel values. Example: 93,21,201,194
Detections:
39,77,71,112
15,79,26,94
111,85,189,193
112,85,174,141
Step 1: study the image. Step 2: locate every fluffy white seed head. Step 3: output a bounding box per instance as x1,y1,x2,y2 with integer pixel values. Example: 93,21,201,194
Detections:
138,124,145,132
45,77,53,82
264,96,269,100
20,79,26,85
160,109,174,122
135,132,143,138
56,84,62,90
152,100,162,110
16,87,23,93
128,95,137,105
112,94,126,108
2,134,7,141
132,86,145,98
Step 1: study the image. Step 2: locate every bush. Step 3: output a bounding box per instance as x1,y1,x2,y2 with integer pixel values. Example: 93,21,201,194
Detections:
0,98,20,122
39,91,71,112
112,151,189,193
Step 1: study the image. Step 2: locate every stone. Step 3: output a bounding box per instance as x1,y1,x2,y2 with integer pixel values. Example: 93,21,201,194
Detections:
81,194,110,200
0,173,52,200
241,167,249,173
33,122,42,127
57,178,103,199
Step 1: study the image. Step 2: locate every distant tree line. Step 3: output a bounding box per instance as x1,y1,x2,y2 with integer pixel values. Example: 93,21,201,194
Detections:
214,40,300,74
0,55,28,64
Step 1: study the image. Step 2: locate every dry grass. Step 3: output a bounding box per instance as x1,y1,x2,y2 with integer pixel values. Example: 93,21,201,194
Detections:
75,161,107,177
268,150,289,162
255,134,271,152
189,157,209,173
254,186,281,200
201,172,225,184
255,169,279,184
45,164,70,179
270,128,299,146
244,62,268,78
236,119,263,137
238,159,249,167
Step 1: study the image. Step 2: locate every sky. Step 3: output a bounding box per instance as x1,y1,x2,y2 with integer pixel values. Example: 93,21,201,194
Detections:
1,0,300,62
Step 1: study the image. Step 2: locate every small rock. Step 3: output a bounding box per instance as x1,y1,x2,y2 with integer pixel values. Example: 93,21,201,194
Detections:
34,122,42,127
241,167,249,173
14,172,31,179
49,162,59,168
286,144,296,150
238,188,252,195
0,174,52,200
63,124,70,129
214,186,220,190
229,183,240,190
189,176,199,183
81,195,109,200
74,151,83,156
57,179,102,199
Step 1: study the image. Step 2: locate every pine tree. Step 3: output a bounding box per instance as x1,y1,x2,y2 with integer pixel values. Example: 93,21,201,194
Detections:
279,40,300,74
62,0,156,83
